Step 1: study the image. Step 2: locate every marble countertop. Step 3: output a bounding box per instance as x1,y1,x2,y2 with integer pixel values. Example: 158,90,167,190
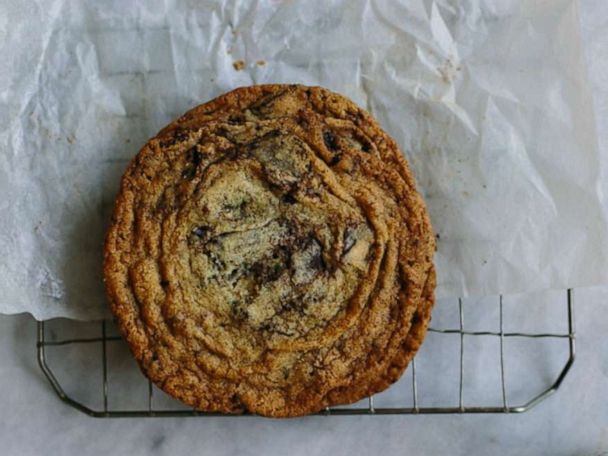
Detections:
1,1,607,454
1,286,606,455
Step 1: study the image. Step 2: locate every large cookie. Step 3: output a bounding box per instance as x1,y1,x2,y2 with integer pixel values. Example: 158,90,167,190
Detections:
103,85,436,417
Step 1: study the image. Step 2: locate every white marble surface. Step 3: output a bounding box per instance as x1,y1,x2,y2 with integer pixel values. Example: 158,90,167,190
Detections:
1,0,608,454
0,286,606,456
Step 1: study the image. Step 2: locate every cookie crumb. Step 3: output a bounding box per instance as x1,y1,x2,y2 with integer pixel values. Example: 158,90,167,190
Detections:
256,59,266,66
233,60,245,71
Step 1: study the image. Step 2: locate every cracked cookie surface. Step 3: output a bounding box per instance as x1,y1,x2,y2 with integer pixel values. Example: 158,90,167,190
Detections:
104,84,436,417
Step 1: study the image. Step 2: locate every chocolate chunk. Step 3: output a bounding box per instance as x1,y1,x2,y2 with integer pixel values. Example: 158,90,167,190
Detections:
230,300,247,321
345,132,372,153
310,252,326,271
279,299,300,313
308,237,326,271
251,132,309,190
181,167,196,180
271,262,283,277
228,113,246,123
250,258,285,283
342,227,356,256
230,394,244,409
160,128,189,148
221,147,241,162
329,154,342,166
282,192,297,205
289,236,326,286
323,130,339,151
187,147,203,166
192,226,209,238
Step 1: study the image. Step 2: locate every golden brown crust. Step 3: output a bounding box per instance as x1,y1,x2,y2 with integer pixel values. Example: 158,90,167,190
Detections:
104,84,435,417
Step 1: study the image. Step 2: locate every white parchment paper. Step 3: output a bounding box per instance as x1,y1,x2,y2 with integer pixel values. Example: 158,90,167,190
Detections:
1,0,606,320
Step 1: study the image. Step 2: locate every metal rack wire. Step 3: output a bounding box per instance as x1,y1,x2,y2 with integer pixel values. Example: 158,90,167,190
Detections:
37,290,575,417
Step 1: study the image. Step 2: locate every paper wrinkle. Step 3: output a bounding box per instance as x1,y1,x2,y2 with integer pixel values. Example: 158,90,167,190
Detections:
0,0,606,320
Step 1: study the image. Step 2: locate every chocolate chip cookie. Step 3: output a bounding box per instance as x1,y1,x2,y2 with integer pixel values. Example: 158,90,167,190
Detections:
103,84,436,417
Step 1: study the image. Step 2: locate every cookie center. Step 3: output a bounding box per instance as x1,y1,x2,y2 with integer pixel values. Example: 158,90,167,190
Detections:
179,131,374,352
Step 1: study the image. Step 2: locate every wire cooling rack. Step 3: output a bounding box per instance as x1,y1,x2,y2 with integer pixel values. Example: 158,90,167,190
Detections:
37,290,575,417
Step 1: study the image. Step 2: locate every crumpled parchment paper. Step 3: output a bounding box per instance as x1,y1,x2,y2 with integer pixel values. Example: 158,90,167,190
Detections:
0,0,605,320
